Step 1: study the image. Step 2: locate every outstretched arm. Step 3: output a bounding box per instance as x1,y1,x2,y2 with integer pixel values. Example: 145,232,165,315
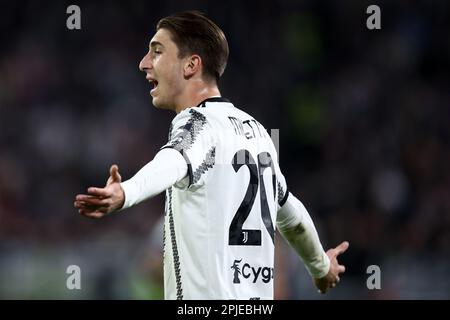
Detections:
277,192,349,294
74,164,125,218
74,148,187,218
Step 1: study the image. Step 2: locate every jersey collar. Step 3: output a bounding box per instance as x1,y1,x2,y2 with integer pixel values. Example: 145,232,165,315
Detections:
196,97,230,108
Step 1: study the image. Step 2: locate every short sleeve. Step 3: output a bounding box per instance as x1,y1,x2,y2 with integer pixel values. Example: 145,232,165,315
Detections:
161,108,216,189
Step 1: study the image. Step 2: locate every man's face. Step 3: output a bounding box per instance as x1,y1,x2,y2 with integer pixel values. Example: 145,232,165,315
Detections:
139,28,187,110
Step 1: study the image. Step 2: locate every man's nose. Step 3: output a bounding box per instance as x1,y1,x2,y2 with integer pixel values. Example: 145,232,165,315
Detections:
139,53,151,72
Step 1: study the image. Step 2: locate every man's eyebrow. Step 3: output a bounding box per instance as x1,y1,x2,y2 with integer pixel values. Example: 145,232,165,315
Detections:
149,41,164,48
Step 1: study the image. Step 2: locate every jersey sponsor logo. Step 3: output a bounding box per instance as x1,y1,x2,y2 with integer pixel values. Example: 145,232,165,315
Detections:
231,259,274,284
231,259,243,284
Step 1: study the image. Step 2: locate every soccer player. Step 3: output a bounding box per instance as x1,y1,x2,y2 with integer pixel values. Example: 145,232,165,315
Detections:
74,11,348,300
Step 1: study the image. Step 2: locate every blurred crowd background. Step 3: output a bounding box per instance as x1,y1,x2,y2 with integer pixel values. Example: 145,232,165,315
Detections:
0,0,449,299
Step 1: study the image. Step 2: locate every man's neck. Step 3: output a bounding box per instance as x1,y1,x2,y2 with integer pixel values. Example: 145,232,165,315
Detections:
174,81,221,114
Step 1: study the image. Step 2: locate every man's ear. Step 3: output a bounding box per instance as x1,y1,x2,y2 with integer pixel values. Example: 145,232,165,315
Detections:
184,55,201,78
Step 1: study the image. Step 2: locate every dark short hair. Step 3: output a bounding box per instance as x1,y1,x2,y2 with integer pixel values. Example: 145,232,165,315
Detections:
157,11,229,83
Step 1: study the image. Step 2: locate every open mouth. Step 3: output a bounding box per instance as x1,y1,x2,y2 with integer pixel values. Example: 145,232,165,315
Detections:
149,79,159,94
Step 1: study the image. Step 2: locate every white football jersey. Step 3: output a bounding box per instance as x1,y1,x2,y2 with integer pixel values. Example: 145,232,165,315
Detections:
160,97,288,300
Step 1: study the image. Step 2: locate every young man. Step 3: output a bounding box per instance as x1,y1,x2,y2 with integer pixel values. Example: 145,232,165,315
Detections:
74,11,348,300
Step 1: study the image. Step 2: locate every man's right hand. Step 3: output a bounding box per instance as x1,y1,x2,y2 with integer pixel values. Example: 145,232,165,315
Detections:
74,164,125,219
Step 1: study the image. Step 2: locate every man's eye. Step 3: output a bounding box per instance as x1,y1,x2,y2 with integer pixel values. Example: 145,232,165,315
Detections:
154,50,162,54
